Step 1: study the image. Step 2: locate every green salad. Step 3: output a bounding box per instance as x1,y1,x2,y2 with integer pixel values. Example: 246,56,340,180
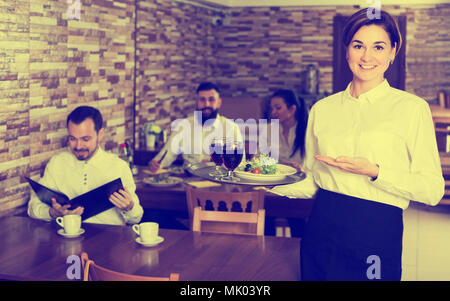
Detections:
150,174,172,183
237,154,278,175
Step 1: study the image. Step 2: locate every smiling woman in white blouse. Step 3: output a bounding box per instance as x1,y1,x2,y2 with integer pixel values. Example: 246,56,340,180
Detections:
271,8,444,281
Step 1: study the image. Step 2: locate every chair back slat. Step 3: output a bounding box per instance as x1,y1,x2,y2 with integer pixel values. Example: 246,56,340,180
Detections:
186,186,265,236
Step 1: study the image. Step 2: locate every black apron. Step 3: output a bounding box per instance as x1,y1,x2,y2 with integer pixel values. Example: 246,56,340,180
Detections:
301,188,403,281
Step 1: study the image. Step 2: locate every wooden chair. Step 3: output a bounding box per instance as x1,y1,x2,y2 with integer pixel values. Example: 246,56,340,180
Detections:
80,252,180,281
185,185,265,236
430,100,450,205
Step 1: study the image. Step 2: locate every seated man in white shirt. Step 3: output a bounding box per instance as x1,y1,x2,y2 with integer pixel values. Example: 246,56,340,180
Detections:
28,106,144,225
149,82,244,171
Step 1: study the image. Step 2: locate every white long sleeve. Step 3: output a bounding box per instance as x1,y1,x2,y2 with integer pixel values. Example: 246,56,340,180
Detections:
271,80,444,209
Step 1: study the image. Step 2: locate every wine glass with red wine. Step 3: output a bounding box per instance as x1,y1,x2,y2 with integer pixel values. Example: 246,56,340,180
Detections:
221,139,244,182
209,138,225,178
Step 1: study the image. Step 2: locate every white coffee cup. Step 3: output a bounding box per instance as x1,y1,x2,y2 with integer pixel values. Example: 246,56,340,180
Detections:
56,214,81,235
133,222,158,243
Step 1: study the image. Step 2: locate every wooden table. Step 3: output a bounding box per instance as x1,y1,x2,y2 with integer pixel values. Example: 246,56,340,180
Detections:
134,171,314,220
0,216,300,281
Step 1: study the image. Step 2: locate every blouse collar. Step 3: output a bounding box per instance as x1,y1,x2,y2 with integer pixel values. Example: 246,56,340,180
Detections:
343,79,391,104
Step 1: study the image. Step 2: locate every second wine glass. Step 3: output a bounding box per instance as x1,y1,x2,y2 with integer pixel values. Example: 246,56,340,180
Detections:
221,139,244,182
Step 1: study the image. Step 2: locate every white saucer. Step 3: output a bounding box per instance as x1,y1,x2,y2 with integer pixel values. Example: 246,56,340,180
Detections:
135,236,164,247
57,228,85,238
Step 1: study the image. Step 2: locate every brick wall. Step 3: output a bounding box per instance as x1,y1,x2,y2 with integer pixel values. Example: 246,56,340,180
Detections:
404,4,450,100
212,4,450,101
213,6,337,97
135,0,218,135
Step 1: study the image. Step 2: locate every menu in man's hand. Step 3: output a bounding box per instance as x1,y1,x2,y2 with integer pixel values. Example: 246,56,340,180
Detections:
26,177,124,220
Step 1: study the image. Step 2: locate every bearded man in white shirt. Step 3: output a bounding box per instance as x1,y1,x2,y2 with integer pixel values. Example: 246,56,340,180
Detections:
149,82,244,171
28,106,144,225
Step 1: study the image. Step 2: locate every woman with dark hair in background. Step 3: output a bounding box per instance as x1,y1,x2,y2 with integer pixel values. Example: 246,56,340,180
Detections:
270,8,444,280
266,89,308,171
263,89,309,237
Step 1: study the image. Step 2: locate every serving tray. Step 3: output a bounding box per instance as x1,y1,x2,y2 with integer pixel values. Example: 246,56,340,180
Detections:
186,163,306,186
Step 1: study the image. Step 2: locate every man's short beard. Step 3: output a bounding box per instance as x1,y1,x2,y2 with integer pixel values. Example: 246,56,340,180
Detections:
198,108,219,126
73,142,99,161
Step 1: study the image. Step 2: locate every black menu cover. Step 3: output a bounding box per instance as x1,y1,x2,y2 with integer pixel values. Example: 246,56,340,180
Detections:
26,177,124,220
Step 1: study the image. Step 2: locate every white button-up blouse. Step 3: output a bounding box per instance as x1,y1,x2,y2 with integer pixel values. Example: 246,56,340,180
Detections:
272,80,444,209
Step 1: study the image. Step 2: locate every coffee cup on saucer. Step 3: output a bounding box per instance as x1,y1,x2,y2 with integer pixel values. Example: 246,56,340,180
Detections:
133,222,159,243
56,214,83,236
133,222,164,246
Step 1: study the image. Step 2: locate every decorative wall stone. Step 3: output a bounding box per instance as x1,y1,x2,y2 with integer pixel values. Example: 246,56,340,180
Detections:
135,0,217,138
0,0,30,217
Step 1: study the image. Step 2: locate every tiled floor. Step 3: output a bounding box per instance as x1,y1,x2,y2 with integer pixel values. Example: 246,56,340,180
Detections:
402,202,450,281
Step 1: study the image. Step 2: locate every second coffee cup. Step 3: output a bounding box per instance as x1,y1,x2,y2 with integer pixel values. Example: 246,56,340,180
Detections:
133,222,159,243
56,214,81,235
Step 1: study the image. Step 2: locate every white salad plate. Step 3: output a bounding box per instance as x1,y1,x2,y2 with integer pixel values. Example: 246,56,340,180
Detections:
234,164,297,181
186,162,305,186
143,176,183,187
